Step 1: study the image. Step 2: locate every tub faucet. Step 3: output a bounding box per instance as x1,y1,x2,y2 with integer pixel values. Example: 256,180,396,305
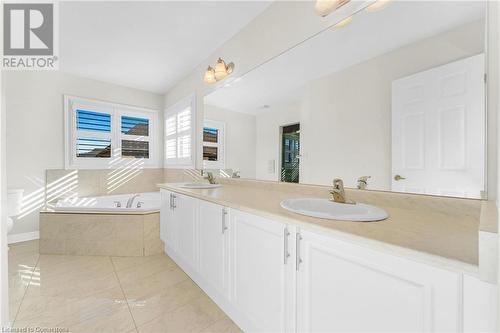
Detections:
330,178,355,204
126,194,140,208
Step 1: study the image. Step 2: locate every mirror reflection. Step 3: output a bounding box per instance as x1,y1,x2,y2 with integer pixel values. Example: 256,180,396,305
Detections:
203,1,486,199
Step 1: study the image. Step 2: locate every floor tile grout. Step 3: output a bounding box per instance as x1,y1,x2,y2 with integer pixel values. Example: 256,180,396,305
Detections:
109,256,139,333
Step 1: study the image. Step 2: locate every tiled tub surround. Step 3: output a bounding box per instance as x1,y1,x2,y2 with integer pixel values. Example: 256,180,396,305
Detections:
39,212,163,256
160,178,496,274
45,168,166,204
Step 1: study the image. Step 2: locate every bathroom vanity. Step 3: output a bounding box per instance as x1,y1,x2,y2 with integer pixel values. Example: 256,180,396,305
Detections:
160,1,497,331
158,181,496,332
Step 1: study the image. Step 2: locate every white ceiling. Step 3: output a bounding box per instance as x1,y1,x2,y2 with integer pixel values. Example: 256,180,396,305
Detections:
205,1,486,114
59,1,271,93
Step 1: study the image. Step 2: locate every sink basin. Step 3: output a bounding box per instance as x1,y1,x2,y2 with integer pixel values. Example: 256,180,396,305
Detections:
280,198,388,222
180,183,222,189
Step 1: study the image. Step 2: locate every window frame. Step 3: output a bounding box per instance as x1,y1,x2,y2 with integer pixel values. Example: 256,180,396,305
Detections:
202,119,226,170
163,94,196,169
64,95,159,169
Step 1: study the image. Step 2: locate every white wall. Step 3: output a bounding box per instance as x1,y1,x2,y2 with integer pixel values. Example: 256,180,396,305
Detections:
255,103,301,181
163,1,369,170
4,71,163,237
204,105,256,178
299,20,485,189
0,57,9,326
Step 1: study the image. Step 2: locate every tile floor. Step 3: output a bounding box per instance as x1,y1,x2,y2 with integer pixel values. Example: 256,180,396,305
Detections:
8,240,241,333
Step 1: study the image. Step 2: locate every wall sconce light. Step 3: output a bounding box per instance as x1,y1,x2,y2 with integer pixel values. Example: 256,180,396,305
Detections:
315,0,349,17
204,58,234,84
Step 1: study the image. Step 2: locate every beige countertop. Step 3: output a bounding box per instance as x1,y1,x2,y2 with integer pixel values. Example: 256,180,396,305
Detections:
158,180,486,275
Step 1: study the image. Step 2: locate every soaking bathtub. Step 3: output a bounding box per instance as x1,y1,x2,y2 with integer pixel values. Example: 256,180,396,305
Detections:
40,191,163,256
54,191,160,213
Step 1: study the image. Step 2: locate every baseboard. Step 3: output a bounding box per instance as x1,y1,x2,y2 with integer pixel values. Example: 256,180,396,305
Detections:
7,231,39,244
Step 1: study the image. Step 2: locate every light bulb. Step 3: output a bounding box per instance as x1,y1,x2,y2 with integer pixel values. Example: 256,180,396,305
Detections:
333,15,353,28
366,0,391,12
315,0,340,17
203,66,216,84
214,58,228,81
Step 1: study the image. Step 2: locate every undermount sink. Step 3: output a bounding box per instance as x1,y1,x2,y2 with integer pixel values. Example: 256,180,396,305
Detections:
280,198,388,222
180,183,222,189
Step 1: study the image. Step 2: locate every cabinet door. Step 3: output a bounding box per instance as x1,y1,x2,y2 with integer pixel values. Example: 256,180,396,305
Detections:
198,201,228,297
296,229,460,332
160,189,176,251
174,193,198,271
230,210,295,332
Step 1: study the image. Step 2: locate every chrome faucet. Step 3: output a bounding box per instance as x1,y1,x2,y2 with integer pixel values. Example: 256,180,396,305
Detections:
204,172,217,184
126,194,140,208
330,178,355,204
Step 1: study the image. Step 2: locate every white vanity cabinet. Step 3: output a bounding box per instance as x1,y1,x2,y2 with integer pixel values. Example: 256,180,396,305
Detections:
159,189,175,247
174,192,198,271
160,189,197,271
296,230,461,332
159,190,495,333
229,210,296,332
198,200,229,299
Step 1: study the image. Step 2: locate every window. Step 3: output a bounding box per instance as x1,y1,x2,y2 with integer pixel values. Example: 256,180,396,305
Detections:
203,119,225,169
64,95,158,169
164,95,196,168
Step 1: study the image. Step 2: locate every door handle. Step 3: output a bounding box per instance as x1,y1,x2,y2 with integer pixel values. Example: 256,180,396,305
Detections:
221,208,228,234
394,174,406,181
283,227,290,265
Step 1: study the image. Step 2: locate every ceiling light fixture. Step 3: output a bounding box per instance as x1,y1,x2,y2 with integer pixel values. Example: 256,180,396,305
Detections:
204,57,234,84
365,0,391,12
334,15,353,28
315,0,349,17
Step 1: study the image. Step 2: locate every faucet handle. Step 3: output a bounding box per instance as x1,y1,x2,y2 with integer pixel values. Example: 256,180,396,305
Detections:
357,176,371,190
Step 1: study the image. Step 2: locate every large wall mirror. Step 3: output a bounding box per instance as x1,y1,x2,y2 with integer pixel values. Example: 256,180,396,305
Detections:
202,1,487,199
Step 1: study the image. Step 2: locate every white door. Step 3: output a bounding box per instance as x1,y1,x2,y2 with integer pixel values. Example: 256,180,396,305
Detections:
392,54,485,198
230,210,295,332
296,229,460,332
174,193,198,271
198,201,228,297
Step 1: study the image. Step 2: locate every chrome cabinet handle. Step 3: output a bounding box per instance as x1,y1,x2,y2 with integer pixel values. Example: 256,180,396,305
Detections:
172,194,177,209
169,193,173,209
221,208,228,234
284,227,290,265
296,233,302,271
